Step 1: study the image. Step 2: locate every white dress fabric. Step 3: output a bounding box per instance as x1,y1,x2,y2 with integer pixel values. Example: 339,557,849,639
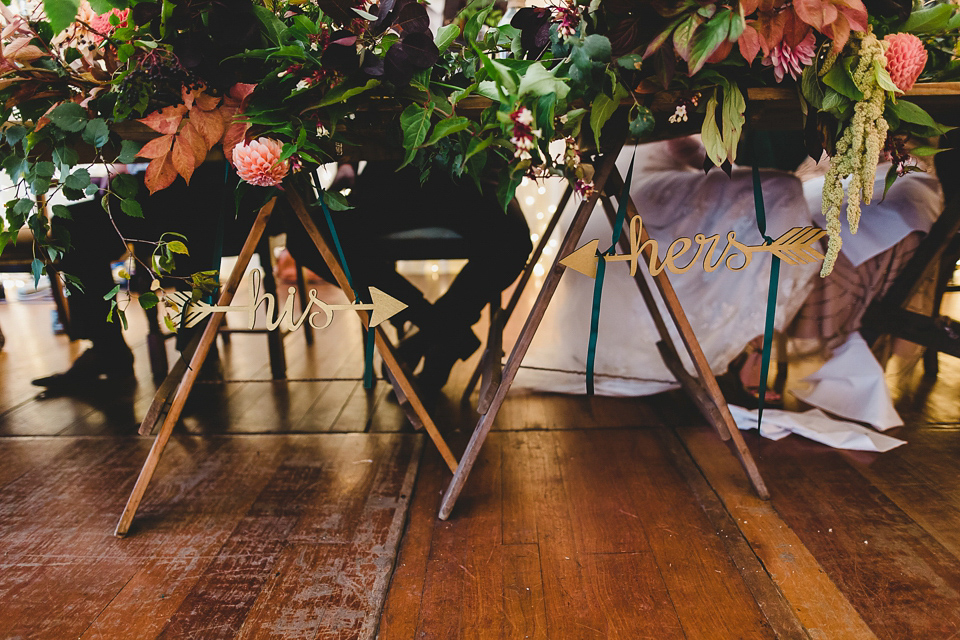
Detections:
514,143,821,396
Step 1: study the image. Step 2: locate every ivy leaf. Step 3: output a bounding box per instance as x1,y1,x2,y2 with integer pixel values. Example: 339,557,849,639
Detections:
121,199,143,218
117,139,142,163
425,116,471,147
82,118,110,148
48,102,88,133
13,198,34,216
112,173,139,199
43,0,81,36
398,103,434,169
4,125,27,147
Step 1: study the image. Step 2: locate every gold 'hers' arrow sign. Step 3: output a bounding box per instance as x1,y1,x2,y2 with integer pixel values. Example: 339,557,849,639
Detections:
165,268,406,331
560,214,826,279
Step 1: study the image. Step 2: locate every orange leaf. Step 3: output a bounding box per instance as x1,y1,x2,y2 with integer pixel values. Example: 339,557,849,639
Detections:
179,121,209,168
172,134,197,185
738,25,762,64
137,133,175,159
190,105,224,148
194,91,221,111
139,105,187,135
222,120,249,164
144,152,177,194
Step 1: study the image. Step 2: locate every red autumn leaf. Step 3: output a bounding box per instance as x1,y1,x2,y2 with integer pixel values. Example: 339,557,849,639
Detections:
179,121,209,167
137,133,175,159
738,24,762,63
139,105,187,135
227,82,257,107
144,151,177,194
189,105,224,148
194,91,221,111
706,40,733,65
741,0,760,16
782,9,812,48
172,134,197,185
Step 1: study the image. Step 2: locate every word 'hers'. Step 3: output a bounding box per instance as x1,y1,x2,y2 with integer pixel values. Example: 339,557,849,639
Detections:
166,268,407,331
561,215,827,278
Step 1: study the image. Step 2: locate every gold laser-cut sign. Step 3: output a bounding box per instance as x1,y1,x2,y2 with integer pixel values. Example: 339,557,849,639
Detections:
560,215,827,278
165,268,407,330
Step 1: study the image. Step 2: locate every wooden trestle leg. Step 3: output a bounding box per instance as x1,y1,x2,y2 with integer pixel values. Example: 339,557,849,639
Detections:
115,198,277,536
283,186,458,474
439,142,770,520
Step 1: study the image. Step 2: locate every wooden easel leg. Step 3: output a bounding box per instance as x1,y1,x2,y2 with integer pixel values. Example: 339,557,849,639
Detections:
605,169,769,499
114,199,278,537
438,145,625,520
283,186,459,474
462,184,574,406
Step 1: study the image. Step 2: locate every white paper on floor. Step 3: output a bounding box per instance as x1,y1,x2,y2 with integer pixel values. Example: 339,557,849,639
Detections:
790,332,903,431
730,405,906,452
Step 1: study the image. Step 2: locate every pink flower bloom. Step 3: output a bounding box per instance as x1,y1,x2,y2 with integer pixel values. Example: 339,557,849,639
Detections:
763,32,816,82
88,8,129,43
232,138,290,187
884,33,927,92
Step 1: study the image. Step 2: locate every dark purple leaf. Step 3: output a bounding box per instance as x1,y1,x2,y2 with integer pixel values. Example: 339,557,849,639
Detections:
330,30,357,46
511,7,551,55
395,1,430,34
384,31,439,85
315,0,357,24
370,0,397,35
132,1,161,25
361,55,385,77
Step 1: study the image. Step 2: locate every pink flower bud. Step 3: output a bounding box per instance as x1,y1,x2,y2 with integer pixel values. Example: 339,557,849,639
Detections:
884,33,927,93
232,138,290,187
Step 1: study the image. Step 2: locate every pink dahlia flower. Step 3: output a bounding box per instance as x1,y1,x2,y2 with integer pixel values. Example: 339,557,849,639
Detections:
233,138,290,187
884,33,927,92
763,32,816,82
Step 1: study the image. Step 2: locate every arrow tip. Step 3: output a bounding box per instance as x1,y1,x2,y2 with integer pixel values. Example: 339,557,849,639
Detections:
559,239,600,278
368,287,408,327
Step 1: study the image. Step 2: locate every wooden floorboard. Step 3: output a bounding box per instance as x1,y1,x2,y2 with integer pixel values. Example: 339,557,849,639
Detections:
2,279,960,638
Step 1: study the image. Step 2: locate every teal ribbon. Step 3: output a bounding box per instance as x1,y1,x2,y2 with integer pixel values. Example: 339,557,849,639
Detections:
585,154,635,395
312,172,375,389
750,161,780,425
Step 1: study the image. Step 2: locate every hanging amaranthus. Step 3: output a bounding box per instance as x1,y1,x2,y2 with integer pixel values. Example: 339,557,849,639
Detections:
819,31,889,277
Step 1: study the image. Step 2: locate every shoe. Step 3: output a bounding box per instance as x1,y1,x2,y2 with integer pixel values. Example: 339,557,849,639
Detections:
415,327,481,397
32,346,135,393
725,343,782,409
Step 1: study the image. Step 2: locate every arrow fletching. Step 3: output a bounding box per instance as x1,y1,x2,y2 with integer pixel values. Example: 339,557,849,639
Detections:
764,227,826,265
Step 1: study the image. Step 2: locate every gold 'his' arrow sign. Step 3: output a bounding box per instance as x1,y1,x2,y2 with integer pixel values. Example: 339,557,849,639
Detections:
165,268,407,331
560,214,826,278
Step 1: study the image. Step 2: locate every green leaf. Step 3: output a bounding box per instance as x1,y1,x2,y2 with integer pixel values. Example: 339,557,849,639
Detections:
252,5,286,45
323,190,353,211
48,102,88,133
88,0,128,13
138,291,159,310
822,58,863,101
902,4,955,33
721,83,745,164
673,14,700,61
435,23,460,54
120,199,143,218
82,118,110,148
44,0,81,34
51,204,73,219
117,42,135,63
13,198,34,216
517,62,570,100
463,135,494,165
53,145,79,172
167,240,188,255
112,173,139,199
701,89,725,167
628,106,656,138
580,34,612,62
117,139,142,164
873,60,899,94
398,103,434,170
616,54,644,71
910,146,947,157
889,99,941,130
425,116,471,147
311,78,380,109
882,163,897,201
688,11,730,75
4,125,26,147
589,83,628,150
64,168,90,191
31,258,45,289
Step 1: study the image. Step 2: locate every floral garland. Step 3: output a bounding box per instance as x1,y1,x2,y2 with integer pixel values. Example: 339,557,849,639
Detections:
0,0,957,317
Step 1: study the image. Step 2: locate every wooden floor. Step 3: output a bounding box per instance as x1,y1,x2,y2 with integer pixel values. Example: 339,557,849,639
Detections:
1,275,959,639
